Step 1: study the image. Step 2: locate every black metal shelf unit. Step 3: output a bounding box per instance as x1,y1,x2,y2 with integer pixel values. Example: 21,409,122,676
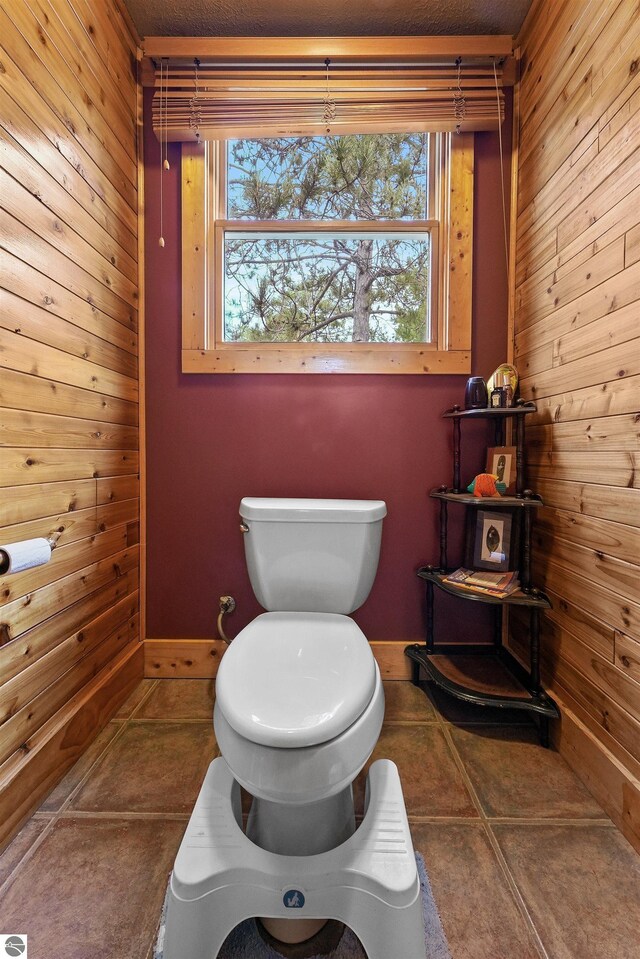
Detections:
405,399,559,746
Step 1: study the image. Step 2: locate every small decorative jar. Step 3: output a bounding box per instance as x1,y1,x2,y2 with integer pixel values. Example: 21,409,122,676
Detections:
464,376,488,409
499,370,514,407
489,372,515,408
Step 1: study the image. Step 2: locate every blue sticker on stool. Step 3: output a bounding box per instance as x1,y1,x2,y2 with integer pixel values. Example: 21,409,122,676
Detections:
283,890,305,908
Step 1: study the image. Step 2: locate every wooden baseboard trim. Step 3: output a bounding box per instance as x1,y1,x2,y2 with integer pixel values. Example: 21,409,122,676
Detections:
144,638,226,678
551,689,640,854
0,642,143,852
144,638,413,680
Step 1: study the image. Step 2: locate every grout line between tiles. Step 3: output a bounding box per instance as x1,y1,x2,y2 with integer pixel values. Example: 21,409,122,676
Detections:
435,726,489,829
406,814,616,825
420,682,446,725
441,719,536,727
120,678,161,719
439,722,551,959
483,817,616,826
51,678,166,819
0,814,58,900
448,721,537,730
127,716,214,723
481,818,553,959
55,718,132,817
406,815,490,824
54,810,191,821
381,718,441,726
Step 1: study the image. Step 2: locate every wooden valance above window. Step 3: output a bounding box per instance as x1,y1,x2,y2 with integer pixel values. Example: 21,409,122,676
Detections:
143,36,512,141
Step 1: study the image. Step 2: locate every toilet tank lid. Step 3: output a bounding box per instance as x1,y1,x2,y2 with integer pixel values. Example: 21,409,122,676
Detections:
240,497,386,523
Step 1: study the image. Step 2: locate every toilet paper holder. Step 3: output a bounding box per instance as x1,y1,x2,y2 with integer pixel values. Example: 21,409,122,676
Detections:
0,531,60,576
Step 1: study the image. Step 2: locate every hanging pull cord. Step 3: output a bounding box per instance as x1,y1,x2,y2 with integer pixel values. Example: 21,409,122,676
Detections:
453,56,466,134
158,58,166,247
163,57,170,171
322,57,337,133
493,59,509,280
189,57,202,141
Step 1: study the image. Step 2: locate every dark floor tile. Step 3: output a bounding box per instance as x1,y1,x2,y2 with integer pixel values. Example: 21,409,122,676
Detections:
114,679,157,718
40,722,123,813
0,817,184,959
382,680,438,722
136,678,215,720
428,684,534,725
495,823,640,959
449,725,605,820
411,822,541,959
69,722,218,814
354,724,478,819
0,818,50,889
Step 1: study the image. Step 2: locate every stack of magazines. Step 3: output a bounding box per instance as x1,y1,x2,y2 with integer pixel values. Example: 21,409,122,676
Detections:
442,567,520,597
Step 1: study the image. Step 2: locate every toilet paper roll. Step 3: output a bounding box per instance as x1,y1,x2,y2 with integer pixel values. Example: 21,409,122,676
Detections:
0,538,52,575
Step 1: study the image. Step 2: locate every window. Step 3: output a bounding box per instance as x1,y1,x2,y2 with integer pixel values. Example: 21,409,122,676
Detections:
221,134,437,346
182,132,474,374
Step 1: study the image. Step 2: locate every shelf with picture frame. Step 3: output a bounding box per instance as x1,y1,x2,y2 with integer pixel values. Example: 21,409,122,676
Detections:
405,400,559,745
485,444,517,495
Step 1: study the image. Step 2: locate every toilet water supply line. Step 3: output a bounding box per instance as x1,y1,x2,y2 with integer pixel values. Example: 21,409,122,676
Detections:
218,595,236,644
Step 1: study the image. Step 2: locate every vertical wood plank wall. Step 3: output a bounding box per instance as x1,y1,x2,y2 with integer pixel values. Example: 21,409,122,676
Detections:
0,0,142,847
510,0,640,847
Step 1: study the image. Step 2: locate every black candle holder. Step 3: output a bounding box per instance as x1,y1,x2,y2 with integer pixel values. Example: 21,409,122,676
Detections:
464,376,488,409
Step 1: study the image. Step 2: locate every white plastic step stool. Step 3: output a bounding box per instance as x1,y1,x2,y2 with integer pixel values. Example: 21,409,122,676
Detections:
163,756,427,959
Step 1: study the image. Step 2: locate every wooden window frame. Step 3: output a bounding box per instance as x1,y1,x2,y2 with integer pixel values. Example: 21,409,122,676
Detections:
182,133,474,374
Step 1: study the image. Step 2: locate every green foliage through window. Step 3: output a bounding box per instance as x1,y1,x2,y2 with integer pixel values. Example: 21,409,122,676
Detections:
223,134,435,344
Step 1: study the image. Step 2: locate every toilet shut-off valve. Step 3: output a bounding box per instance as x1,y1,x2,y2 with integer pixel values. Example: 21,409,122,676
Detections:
218,595,236,645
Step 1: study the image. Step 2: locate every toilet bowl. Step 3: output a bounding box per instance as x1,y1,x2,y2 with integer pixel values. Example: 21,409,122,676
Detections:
214,612,385,854
213,498,387,944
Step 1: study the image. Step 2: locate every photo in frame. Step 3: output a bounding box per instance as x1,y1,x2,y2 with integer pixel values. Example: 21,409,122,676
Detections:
485,445,517,495
465,508,519,573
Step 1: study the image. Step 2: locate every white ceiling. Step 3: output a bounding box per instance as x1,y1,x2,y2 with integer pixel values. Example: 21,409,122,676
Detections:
124,0,533,38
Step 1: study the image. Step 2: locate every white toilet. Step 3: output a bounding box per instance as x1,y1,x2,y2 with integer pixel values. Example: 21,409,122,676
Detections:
215,498,386,868
161,498,427,959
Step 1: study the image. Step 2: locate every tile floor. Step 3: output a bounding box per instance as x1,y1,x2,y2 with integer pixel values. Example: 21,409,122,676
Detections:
1,678,639,959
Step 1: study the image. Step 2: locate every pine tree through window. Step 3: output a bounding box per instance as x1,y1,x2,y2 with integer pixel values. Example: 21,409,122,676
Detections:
221,134,438,345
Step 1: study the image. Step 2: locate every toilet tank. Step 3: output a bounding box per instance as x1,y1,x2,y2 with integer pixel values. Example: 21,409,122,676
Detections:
239,498,386,614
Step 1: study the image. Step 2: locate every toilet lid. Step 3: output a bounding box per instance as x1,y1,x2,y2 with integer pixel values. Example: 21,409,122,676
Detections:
215,612,377,748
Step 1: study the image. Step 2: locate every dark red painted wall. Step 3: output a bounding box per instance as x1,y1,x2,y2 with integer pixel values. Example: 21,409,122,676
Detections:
144,91,512,643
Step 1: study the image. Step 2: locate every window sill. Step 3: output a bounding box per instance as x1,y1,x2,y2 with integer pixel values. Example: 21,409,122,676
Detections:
182,346,471,374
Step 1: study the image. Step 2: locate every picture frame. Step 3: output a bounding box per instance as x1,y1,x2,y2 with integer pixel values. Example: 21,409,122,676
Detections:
485,445,517,495
465,508,519,572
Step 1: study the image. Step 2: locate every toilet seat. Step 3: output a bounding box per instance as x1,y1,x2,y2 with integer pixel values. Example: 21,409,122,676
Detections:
215,612,376,748
214,662,385,805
